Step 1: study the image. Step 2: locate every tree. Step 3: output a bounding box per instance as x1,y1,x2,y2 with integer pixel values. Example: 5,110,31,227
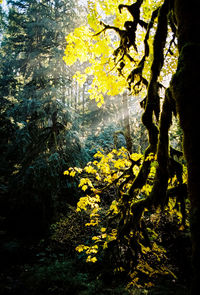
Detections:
0,0,89,237
64,0,199,292
170,1,200,293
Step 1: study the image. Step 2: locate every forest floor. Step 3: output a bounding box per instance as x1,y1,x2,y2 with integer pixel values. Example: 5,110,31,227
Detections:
0,221,191,295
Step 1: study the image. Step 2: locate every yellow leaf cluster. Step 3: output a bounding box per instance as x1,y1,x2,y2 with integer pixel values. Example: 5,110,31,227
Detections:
86,256,97,263
63,0,176,108
63,0,135,105
145,153,157,161
76,244,98,263
109,200,119,214
141,184,152,196
84,165,97,174
113,158,130,169
63,26,92,66
63,167,82,177
76,194,100,212
79,177,93,188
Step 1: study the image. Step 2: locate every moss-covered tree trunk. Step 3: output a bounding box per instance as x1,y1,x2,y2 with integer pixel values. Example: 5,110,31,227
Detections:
171,1,200,293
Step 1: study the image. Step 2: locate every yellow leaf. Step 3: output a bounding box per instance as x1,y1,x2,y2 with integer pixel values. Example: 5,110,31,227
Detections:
90,257,97,263
103,242,108,249
86,255,97,263
82,185,88,191
92,236,100,241
84,165,97,174
179,225,185,231
101,227,106,233
69,171,76,177
76,245,87,252
96,175,101,181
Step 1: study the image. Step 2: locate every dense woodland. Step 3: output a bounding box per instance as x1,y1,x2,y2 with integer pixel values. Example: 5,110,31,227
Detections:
0,0,199,294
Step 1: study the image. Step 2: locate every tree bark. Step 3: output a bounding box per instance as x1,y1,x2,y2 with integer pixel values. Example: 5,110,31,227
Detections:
171,1,200,293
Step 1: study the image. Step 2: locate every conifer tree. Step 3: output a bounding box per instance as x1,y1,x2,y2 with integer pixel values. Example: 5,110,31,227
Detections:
0,0,86,236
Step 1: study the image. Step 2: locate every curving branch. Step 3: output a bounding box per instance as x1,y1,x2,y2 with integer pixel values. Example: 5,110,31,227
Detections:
127,7,159,93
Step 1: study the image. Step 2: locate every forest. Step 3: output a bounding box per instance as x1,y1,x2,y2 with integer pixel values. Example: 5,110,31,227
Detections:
0,0,199,294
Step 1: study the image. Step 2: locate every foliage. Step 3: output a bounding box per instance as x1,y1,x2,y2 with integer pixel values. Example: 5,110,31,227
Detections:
0,0,88,237
64,0,178,106
85,123,125,156
19,256,131,295
62,0,191,290
0,0,193,293
63,146,187,288
20,259,91,295
50,207,95,253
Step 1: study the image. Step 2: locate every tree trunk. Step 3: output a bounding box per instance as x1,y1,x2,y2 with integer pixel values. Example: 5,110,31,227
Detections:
122,91,133,154
82,83,85,114
171,1,200,293
75,80,78,110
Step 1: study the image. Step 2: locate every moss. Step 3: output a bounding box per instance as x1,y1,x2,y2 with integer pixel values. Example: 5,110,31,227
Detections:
170,42,200,171
171,2,200,291
149,92,173,207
